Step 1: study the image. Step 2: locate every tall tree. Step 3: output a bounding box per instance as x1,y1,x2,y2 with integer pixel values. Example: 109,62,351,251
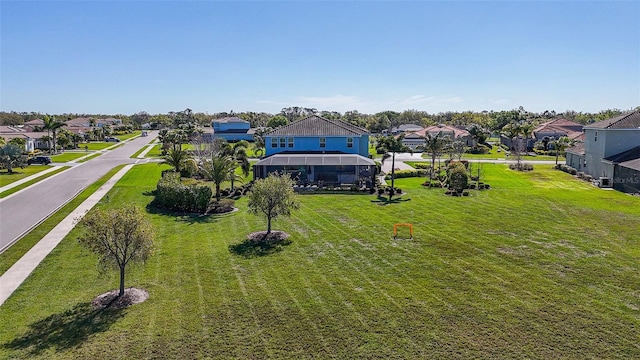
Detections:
77,204,155,297
377,134,412,200
419,132,449,179
42,116,66,154
247,172,300,237
199,153,239,201
552,136,574,165
161,147,192,175
221,140,250,191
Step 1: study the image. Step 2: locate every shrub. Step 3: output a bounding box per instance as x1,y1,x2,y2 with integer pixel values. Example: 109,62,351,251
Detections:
384,169,428,179
569,168,577,175
377,187,385,196
155,172,212,213
412,163,431,169
448,164,468,192
395,188,402,194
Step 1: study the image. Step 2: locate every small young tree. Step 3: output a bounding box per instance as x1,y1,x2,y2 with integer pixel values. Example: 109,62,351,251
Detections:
248,172,300,238
77,204,154,297
0,144,27,173
552,136,574,165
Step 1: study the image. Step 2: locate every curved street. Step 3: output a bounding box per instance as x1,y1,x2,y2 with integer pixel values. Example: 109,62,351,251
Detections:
0,132,157,252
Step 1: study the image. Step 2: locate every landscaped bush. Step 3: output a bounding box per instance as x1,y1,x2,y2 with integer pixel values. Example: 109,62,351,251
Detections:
509,163,534,171
155,172,212,213
467,144,490,154
384,169,428,179
411,163,431,169
447,163,468,192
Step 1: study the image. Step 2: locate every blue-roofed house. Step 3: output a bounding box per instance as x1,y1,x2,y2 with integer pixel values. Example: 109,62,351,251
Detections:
210,117,254,142
253,115,374,186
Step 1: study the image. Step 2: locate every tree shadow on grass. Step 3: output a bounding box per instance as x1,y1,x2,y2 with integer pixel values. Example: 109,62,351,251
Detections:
229,231,292,258
145,201,219,225
3,301,125,356
371,195,411,206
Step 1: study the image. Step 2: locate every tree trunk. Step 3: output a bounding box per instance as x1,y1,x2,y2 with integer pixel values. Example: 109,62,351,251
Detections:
267,216,272,235
389,153,395,201
119,265,126,297
215,183,221,201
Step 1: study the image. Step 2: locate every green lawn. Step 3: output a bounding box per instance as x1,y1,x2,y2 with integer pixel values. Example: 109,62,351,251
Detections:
420,145,564,162
0,167,51,187
114,131,141,141
0,165,126,275
1,164,638,358
0,167,69,199
81,142,116,151
51,152,89,163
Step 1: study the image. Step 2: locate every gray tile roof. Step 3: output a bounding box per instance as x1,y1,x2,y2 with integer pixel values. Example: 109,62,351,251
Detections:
604,146,640,164
267,116,368,136
566,142,585,155
585,111,640,129
213,117,249,124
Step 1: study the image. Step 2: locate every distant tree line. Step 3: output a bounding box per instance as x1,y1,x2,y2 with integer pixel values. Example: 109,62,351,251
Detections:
2,106,638,132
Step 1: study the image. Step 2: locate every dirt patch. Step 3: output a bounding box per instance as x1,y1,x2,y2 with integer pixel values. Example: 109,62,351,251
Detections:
247,230,290,242
92,288,149,309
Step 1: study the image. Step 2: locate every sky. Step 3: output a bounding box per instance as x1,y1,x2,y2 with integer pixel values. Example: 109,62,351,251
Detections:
1,1,639,115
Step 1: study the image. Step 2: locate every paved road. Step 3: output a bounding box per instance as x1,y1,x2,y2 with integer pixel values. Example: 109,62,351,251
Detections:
0,132,158,252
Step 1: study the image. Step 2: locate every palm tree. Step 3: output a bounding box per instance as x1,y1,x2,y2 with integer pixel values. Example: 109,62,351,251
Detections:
199,154,239,201
418,132,449,179
43,116,66,154
467,124,488,149
0,144,27,173
377,134,412,200
552,136,574,165
161,147,192,175
221,140,250,191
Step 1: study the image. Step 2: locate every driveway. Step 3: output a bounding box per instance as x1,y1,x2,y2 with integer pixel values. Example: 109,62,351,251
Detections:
0,132,158,252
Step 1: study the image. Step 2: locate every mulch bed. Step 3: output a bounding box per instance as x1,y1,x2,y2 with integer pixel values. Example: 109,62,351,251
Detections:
92,288,149,309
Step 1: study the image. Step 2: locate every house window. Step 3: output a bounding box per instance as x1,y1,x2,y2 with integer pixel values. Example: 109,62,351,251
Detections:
288,137,294,148
347,138,353,148
271,138,277,148
280,138,286,147
320,138,326,148
594,131,598,142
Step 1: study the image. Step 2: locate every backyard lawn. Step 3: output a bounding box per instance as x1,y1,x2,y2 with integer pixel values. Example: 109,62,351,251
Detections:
1,164,638,358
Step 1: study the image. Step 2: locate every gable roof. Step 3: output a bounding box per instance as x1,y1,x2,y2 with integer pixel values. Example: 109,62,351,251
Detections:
534,118,583,138
585,111,640,129
407,124,470,139
267,115,368,137
566,142,585,155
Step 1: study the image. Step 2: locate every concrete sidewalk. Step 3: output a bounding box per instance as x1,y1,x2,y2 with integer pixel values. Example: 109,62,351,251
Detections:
0,164,134,306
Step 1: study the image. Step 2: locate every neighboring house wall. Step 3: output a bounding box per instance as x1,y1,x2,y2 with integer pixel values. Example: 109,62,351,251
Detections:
583,128,640,179
566,151,585,171
212,118,253,142
266,136,366,156
614,164,640,193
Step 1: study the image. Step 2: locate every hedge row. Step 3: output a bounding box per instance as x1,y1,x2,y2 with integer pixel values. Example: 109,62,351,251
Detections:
384,169,428,179
155,172,212,213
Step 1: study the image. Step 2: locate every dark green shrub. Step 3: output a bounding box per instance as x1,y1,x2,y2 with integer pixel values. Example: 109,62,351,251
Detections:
384,169,428,179
377,187,385,196
395,188,402,194
412,163,431,169
155,172,212,213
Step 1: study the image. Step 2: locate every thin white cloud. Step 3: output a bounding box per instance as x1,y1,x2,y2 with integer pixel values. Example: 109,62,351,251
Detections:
399,95,463,106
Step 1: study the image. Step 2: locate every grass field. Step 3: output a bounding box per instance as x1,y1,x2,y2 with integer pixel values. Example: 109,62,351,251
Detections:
1,164,638,358
0,166,126,275
81,142,116,151
0,167,69,199
51,152,89,163
419,146,563,162
0,167,51,187
115,131,141,141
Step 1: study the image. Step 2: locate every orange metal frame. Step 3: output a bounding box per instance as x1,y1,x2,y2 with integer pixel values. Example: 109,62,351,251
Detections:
393,223,413,239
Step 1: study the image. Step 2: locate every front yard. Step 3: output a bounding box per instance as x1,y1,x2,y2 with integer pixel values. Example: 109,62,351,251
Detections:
0,164,638,358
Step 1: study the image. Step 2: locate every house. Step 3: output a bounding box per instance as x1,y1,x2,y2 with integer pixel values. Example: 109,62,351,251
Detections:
533,118,584,148
401,124,471,150
392,123,423,134
0,126,42,152
253,115,374,186
566,111,640,192
211,117,254,142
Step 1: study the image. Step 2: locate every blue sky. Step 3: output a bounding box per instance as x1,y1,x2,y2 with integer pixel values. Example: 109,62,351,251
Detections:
1,1,638,115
